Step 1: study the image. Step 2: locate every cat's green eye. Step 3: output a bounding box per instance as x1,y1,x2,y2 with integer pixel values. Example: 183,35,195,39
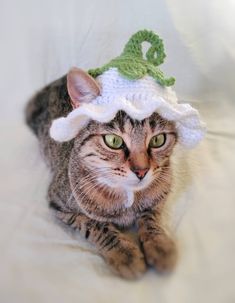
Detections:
104,134,124,149
149,133,166,148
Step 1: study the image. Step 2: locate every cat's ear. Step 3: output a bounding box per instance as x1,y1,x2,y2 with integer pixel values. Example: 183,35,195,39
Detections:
67,67,100,108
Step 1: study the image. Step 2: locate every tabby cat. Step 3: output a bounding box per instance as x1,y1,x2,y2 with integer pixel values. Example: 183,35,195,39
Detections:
25,68,178,279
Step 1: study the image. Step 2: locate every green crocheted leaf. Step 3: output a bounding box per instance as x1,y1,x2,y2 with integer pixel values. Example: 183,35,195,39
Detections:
118,62,147,79
88,29,175,87
109,56,148,79
147,64,175,86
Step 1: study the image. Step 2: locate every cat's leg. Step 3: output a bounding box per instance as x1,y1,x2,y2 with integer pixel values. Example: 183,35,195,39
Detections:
137,207,177,273
56,210,146,279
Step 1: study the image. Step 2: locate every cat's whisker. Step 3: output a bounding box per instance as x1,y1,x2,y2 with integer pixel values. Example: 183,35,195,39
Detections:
77,182,109,211
74,173,109,196
66,179,86,206
67,174,101,205
78,174,99,189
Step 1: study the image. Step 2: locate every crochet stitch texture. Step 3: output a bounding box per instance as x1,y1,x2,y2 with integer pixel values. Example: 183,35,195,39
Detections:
88,30,175,87
49,29,206,148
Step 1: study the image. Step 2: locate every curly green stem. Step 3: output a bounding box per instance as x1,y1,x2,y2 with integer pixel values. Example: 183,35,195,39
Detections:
88,30,175,87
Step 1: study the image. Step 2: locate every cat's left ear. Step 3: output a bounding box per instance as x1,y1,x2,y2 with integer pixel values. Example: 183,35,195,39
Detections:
67,67,100,108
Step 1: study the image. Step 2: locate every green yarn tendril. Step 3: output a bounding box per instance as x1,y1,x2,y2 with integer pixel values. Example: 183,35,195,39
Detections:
88,29,175,87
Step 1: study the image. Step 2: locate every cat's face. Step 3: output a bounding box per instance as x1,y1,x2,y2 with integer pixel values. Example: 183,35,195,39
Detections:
72,111,177,192
67,68,177,220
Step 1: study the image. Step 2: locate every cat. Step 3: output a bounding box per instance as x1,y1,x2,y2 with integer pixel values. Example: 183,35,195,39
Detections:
25,68,178,279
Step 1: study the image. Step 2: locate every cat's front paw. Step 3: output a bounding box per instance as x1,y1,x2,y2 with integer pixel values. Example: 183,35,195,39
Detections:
102,237,146,279
141,234,177,273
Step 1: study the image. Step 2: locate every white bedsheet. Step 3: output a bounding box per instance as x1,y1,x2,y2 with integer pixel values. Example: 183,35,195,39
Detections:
1,1,235,302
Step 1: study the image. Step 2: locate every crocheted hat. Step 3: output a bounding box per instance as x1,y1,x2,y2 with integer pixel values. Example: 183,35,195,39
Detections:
50,30,205,148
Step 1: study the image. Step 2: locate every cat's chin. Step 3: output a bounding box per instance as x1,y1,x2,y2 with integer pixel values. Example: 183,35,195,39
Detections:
135,180,152,191
125,178,152,192
95,176,151,209
97,175,152,192
97,177,150,192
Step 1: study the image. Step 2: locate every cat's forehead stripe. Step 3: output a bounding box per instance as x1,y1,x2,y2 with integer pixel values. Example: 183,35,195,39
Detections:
102,111,173,134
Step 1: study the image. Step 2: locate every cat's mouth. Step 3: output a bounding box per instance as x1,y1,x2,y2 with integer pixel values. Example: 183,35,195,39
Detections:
117,174,153,192
128,179,151,191
97,172,153,192
127,172,153,191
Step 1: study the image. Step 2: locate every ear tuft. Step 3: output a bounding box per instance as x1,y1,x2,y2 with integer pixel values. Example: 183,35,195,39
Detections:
67,67,100,108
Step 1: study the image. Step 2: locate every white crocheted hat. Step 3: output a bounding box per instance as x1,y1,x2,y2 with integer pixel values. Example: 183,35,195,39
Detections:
50,30,206,148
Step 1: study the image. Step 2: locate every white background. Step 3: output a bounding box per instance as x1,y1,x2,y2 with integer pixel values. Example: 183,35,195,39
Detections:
0,1,235,302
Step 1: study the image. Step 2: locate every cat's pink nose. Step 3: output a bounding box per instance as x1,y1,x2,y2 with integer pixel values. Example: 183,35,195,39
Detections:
132,168,149,180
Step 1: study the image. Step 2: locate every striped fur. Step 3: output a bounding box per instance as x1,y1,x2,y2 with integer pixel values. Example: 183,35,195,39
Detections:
25,75,178,279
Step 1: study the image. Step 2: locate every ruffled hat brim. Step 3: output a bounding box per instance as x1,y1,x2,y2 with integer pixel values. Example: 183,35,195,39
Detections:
50,69,205,148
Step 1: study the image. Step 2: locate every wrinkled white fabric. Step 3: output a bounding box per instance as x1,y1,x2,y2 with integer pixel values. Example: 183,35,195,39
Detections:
0,0,235,303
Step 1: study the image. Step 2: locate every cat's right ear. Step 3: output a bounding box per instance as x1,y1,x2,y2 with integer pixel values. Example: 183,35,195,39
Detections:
67,67,100,108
